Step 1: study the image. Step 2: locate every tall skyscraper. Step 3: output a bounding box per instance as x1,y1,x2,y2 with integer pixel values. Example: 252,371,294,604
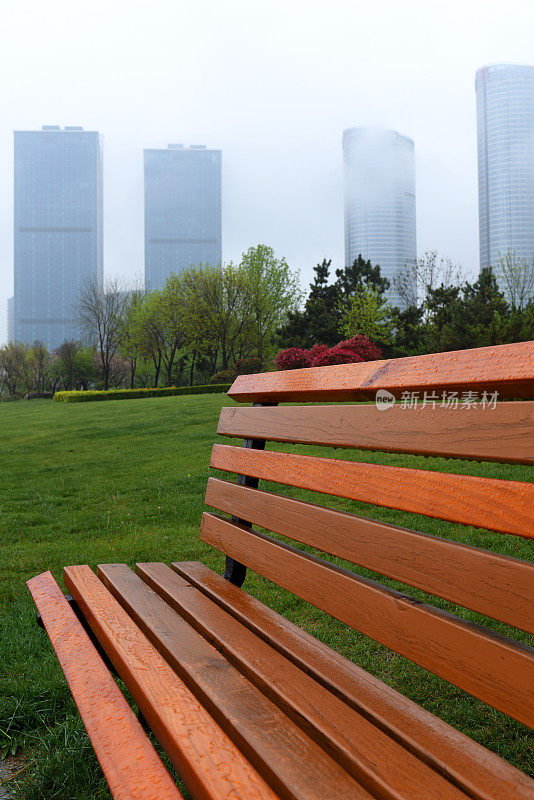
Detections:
7,297,14,343
476,64,534,274
144,144,222,292
343,128,416,307
14,126,103,349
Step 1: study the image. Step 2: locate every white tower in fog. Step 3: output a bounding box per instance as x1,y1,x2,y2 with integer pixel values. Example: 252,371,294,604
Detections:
343,127,416,307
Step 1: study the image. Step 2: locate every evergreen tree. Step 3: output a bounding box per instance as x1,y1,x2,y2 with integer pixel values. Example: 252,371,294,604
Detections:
277,256,390,349
335,254,390,296
277,259,340,347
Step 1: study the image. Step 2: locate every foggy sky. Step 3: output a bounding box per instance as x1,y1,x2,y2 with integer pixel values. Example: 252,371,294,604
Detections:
2,0,534,342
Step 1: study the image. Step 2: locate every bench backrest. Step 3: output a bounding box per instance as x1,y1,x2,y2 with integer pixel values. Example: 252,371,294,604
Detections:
203,341,534,728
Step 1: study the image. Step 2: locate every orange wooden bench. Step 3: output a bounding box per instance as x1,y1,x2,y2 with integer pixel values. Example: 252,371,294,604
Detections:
28,341,534,800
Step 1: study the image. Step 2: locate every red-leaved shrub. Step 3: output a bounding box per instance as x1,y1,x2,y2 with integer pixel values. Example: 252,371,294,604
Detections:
311,346,364,366
308,343,329,363
337,335,382,362
274,335,382,370
273,347,312,370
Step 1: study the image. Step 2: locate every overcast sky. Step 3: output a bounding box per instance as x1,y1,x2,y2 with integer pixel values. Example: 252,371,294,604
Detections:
1,0,534,341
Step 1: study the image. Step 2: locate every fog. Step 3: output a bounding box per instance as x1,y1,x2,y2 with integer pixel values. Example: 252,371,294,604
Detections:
1,0,534,341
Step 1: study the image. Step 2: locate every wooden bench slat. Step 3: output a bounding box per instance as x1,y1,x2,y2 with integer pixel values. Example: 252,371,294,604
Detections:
135,561,471,800
228,341,534,402
200,513,534,727
96,563,370,800
217,403,534,464
62,565,280,800
210,444,534,537
205,478,534,633
171,561,534,800
26,571,184,800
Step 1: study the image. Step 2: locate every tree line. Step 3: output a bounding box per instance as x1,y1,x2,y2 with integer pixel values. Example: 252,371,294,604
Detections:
0,245,301,397
1,244,532,398
277,249,534,360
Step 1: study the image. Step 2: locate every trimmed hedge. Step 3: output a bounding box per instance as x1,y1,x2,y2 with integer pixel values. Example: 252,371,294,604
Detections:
53,384,232,403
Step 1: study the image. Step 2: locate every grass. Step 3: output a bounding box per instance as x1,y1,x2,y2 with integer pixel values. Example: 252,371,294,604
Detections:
0,394,532,797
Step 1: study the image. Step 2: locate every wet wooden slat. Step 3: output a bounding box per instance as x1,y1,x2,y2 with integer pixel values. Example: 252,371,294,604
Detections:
204,478,534,633
199,513,534,728
228,341,534,402
217,403,534,464
26,571,184,800
210,444,534,537
97,563,371,800
62,565,279,800
135,561,471,800
171,561,534,800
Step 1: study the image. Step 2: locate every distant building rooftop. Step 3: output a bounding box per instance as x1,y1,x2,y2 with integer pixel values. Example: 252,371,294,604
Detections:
40,125,85,131
144,143,219,153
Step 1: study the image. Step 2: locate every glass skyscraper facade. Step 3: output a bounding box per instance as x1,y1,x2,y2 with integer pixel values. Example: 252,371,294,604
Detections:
476,64,534,274
14,126,103,349
7,296,14,343
144,144,222,291
343,128,416,307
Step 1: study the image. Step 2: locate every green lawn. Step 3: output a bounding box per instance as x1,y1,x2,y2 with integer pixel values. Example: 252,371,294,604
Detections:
0,394,532,798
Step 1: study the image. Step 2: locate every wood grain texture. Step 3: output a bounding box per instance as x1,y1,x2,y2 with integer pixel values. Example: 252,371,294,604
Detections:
204,479,534,633
135,561,470,800
97,563,370,800
199,513,534,728
217,403,534,464
62,565,279,800
26,571,184,800
172,561,534,800
210,444,534,537
228,341,534,402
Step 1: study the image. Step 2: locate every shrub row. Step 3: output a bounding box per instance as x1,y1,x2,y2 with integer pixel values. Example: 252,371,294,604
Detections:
54,384,232,403
274,335,382,370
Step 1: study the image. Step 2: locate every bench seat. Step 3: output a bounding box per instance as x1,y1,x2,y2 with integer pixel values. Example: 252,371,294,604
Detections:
30,558,533,800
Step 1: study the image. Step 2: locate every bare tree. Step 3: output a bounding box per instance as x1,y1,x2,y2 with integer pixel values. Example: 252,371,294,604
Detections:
27,341,50,396
494,249,534,310
393,250,465,308
0,342,29,397
78,278,128,390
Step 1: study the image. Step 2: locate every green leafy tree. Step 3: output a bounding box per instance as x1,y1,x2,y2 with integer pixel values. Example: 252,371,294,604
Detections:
238,245,302,365
154,276,185,386
340,286,395,346
52,342,97,390
126,292,164,387
119,290,145,388
179,263,251,374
